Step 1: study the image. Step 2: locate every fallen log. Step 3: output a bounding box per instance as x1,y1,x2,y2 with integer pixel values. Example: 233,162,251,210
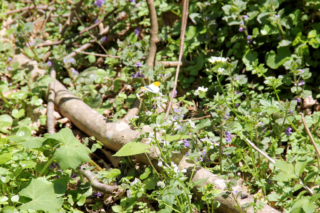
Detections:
14,54,280,213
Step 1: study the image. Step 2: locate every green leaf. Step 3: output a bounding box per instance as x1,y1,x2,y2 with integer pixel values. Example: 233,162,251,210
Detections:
295,158,307,176
45,128,91,170
242,50,258,71
0,115,13,133
12,109,25,119
302,201,315,213
304,172,319,184
7,91,28,100
310,193,320,202
308,30,317,39
87,54,96,63
21,137,46,149
274,161,295,174
105,169,121,179
113,142,151,157
0,153,12,164
19,161,37,169
272,172,297,181
140,167,152,180
143,175,159,190
160,135,190,142
19,178,63,212
266,47,291,69
53,177,69,195
196,118,211,130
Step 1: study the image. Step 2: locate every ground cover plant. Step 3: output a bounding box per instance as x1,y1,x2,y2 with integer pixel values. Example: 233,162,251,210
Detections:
1,0,320,212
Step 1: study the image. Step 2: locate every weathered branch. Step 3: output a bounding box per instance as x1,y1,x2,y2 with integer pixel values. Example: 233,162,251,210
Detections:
47,64,56,134
146,0,159,68
5,4,56,15
165,0,189,119
79,167,122,195
14,53,280,213
156,60,189,68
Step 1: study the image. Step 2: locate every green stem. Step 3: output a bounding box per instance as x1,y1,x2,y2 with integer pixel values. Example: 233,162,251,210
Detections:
0,89,14,109
39,157,55,176
219,124,223,173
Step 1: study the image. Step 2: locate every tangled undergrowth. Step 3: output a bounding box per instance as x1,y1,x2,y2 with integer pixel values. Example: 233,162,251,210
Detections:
1,0,320,212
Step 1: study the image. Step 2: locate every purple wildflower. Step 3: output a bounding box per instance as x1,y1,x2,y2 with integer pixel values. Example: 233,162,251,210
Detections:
293,97,301,103
237,172,241,176
243,15,249,19
258,122,263,126
134,27,141,36
224,113,230,120
8,83,12,86
94,0,105,7
101,36,107,42
131,70,144,78
94,19,99,24
8,57,12,62
7,67,11,71
235,103,240,107
247,35,252,40
289,110,293,114
71,68,79,75
135,62,142,67
297,81,305,86
96,192,102,197
298,69,304,74
171,89,177,98
285,127,292,136
174,108,181,113
225,131,232,143
47,61,52,66
275,14,280,18
130,0,135,2
239,27,244,32
26,41,35,47
183,140,190,147
206,17,210,20
185,152,189,156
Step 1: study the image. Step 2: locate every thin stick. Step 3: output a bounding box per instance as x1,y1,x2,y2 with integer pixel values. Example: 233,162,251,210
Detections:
47,65,56,134
146,0,159,69
165,0,189,119
181,115,211,123
300,113,320,168
3,11,29,28
245,139,276,164
60,0,84,36
72,50,120,58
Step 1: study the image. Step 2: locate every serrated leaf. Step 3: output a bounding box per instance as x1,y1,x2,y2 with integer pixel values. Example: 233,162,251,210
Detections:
113,142,151,157
266,47,291,69
19,178,63,212
45,128,91,170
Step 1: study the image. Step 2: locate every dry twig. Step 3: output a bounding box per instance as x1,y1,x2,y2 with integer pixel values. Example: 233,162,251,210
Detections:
47,64,56,134
165,0,189,119
60,0,85,36
146,0,159,69
300,113,320,168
